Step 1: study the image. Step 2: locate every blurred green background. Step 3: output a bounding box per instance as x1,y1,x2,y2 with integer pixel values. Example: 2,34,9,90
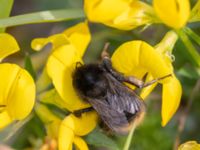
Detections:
0,0,200,150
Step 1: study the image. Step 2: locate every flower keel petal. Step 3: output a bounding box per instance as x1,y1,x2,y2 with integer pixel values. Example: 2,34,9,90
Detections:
162,76,182,126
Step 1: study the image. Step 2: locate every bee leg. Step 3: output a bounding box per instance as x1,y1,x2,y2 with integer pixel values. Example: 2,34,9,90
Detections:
123,74,172,88
73,107,94,117
101,42,110,59
101,52,172,88
139,74,172,88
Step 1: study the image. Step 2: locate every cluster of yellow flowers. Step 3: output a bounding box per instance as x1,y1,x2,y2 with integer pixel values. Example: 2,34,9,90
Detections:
84,0,190,30
1,0,200,149
31,21,181,149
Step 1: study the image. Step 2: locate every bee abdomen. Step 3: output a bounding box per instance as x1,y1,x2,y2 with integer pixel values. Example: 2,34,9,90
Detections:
115,110,145,135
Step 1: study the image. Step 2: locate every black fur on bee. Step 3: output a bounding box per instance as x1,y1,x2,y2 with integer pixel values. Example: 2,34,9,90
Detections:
72,45,171,135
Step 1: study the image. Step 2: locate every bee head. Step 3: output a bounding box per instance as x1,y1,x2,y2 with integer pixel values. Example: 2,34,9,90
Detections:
72,63,108,99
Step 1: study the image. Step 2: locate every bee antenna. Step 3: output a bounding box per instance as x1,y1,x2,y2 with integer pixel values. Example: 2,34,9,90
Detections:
101,42,110,58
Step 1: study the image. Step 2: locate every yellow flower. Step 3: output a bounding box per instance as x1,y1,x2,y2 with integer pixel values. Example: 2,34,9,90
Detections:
36,104,98,150
32,22,91,111
0,33,35,129
0,33,20,61
32,22,98,150
84,0,190,29
111,37,182,126
153,0,190,29
84,0,156,30
178,141,200,150
59,112,97,150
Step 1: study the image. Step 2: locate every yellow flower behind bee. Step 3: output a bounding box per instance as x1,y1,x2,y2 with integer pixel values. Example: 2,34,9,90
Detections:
32,22,98,150
111,39,182,126
0,34,35,129
32,22,91,111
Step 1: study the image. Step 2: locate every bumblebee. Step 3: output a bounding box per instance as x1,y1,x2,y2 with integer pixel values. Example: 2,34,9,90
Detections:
72,44,170,135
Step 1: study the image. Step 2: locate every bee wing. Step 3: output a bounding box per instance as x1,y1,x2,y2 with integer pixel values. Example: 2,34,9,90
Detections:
105,73,145,115
88,98,129,132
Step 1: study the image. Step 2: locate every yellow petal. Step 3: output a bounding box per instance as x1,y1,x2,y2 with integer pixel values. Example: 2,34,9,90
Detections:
111,41,171,83
162,76,182,126
178,141,200,150
106,1,155,30
63,22,91,57
140,73,158,99
31,22,91,57
0,63,35,120
35,104,61,138
0,111,12,129
153,0,190,29
74,136,89,150
46,45,90,111
84,0,130,22
0,33,19,61
111,41,141,74
59,121,74,150
31,34,69,51
139,41,172,82
61,112,98,136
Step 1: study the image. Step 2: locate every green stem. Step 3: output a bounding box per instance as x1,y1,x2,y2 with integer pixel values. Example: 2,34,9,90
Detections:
155,30,178,53
183,27,200,46
177,30,200,67
189,0,200,22
0,9,84,28
123,123,136,150
0,0,14,32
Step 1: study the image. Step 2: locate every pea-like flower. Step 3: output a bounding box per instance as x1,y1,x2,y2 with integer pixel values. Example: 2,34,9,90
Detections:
111,32,182,126
0,33,35,129
32,22,181,149
32,22,98,150
153,0,190,29
84,0,190,29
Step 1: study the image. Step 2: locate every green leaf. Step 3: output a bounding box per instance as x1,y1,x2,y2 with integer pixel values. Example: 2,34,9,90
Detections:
84,128,120,150
40,102,69,120
177,30,200,67
0,9,84,28
38,89,69,111
24,54,36,80
36,68,52,93
0,0,14,32
183,27,200,46
178,65,200,79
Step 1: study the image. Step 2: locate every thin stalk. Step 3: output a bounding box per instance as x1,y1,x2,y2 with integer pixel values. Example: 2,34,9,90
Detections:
123,123,137,150
183,27,200,46
177,30,200,67
0,9,84,28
